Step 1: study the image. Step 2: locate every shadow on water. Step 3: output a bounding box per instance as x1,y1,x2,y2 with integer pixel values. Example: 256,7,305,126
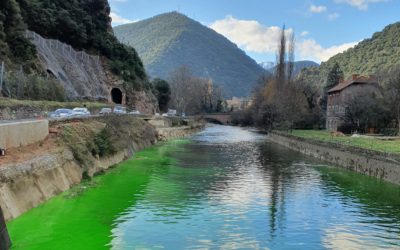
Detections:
318,165,400,221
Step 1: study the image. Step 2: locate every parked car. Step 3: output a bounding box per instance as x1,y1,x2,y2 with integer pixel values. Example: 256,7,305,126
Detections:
129,110,141,115
162,109,177,117
73,107,90,116
49,109,75,118
99,108,112,115
113,105,127,114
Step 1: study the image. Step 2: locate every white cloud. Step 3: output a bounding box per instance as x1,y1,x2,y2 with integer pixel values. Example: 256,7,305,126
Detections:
328,12,340,20
209,15,292,54
297,39,359,62
309,5,328,13
334,0,388,10
209,15,359,63
300,31,310,37
110,12,134,25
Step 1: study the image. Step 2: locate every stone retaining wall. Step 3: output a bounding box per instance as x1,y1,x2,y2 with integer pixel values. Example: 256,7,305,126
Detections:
269,132,400,185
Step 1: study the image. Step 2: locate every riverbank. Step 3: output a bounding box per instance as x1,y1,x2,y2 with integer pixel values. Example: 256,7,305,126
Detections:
269,131,400,185
0,116,204,221
7,125,400,249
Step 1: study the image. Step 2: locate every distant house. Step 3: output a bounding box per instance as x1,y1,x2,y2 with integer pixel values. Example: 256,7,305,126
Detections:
326,74,381,131
226,97,252,111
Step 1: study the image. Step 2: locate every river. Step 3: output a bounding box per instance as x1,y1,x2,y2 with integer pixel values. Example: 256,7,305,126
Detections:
7,125,400,249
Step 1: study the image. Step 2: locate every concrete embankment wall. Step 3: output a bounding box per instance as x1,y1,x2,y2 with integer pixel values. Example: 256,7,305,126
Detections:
269,132,400,185
0,120,48,149
0,116,204,221
0,149,129,221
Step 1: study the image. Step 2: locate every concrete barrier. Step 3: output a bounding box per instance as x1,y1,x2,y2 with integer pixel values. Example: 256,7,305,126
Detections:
0,206,11,250
0,120,49,149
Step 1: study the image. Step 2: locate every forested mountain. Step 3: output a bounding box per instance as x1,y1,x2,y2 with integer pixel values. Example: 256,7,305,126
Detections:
114,12,267,98
300,22,400,89
0,0,148,93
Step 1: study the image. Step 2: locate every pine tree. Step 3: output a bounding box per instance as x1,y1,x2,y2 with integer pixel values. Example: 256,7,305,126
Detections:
0,11,9,57
2,0,36,61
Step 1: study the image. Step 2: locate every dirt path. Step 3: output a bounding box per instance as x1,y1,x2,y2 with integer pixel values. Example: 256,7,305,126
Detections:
0,132,60,167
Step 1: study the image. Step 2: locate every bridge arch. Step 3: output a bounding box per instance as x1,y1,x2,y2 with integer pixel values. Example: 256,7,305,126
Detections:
203,114,232,125
205,117,224,125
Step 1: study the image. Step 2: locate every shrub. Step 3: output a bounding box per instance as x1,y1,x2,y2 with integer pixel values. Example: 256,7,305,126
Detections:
91,129,116,157
379,128,398,136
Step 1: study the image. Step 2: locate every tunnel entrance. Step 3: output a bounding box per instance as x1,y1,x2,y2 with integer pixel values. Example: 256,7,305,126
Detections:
111,88,123,104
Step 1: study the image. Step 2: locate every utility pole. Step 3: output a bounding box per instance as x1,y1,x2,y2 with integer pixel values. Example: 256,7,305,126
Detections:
0,61,4,94
0,206,11,250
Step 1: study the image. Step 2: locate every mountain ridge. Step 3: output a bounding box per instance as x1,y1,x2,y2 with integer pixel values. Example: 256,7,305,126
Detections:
114,12,267,98
300,21,400,89
260,60,319,76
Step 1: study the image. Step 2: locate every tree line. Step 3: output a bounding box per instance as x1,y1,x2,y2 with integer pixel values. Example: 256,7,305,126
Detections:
151,66,225,115
231,27,400,135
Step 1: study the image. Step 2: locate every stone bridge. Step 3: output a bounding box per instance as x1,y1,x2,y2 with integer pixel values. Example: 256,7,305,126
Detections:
202,113,232,125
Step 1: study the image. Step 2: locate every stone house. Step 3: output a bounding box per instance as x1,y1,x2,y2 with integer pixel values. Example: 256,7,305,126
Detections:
226,97,252,111
326,74,381,131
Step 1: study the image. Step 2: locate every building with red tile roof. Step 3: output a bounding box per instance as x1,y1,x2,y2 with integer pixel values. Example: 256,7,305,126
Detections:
326,74,381,131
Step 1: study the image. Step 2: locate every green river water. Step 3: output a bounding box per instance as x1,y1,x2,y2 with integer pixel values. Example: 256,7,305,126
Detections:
7,125,400,249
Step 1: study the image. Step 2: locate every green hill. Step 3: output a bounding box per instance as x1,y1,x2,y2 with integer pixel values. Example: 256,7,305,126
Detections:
114,12,267,98
300,22,400,88
1,0,147,92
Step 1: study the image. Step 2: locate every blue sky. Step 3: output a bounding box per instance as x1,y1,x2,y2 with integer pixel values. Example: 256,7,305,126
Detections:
109,0,400,63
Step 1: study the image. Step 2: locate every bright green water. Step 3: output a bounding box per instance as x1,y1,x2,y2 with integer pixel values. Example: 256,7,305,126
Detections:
7,125,400,249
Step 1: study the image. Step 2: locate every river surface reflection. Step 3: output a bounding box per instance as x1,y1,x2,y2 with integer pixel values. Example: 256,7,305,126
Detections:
110,125,400,249
8,125,400,249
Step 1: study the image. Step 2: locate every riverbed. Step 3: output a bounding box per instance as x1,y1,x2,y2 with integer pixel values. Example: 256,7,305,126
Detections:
7,125,400,249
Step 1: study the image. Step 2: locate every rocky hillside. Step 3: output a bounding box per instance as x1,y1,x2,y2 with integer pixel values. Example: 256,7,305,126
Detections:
114,12,267,98
0,0,157,111
300,22,400,88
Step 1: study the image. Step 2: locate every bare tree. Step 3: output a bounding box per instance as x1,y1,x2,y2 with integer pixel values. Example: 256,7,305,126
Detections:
385,69,400,135
275,26,286,94
169,66,224,114
287,32,295,82
169,66,193,113
250,26,307,131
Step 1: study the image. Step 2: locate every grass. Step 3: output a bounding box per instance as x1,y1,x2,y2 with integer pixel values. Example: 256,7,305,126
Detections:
290,130,400,154
0,98,108,111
